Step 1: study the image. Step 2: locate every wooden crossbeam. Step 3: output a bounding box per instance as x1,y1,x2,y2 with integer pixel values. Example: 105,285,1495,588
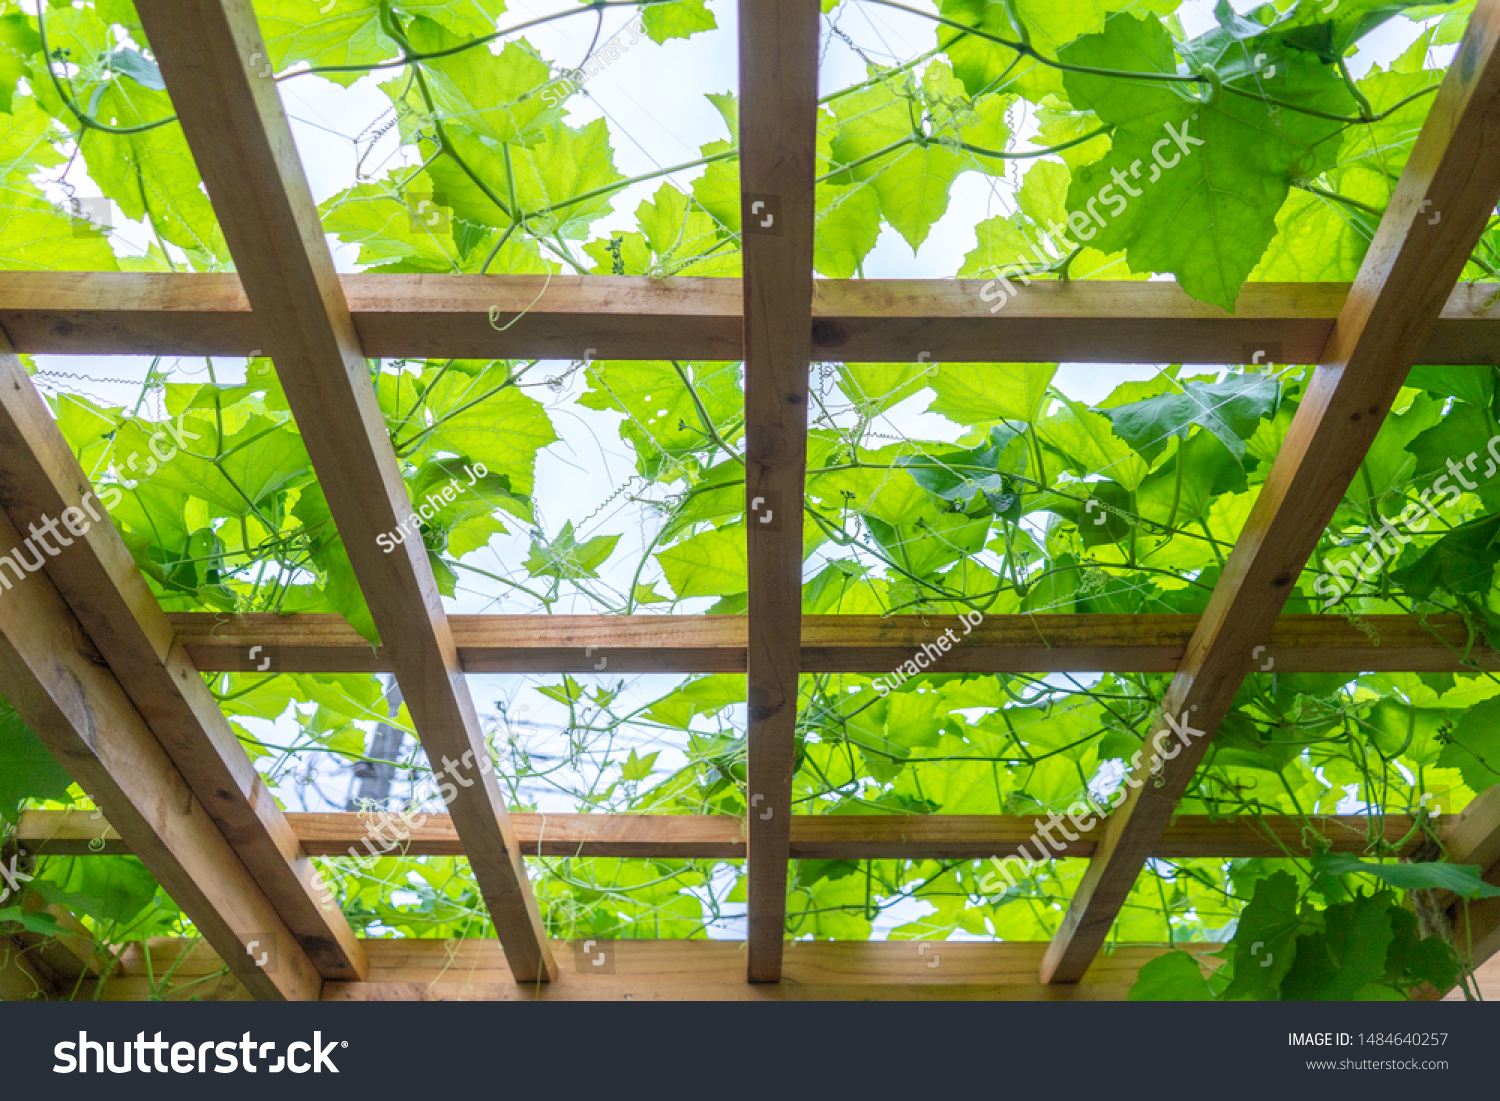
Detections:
1040,1,1500,985
89,937,1217,1002
0,339,365,980
0,508,319,1000
19,809,1420,861
68,935,1500,1002
166,612,1498,674
740,0,819,983
4,274,1499,364
134,0,553,981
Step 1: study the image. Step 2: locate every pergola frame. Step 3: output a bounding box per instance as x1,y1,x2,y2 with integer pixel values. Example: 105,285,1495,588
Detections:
3,0,1500,1000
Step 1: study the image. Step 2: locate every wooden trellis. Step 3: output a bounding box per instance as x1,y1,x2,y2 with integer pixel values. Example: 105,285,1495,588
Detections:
3,0,1500,999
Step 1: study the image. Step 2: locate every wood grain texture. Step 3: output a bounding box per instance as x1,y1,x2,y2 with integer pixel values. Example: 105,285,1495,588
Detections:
83,938,1220,1002
166,612,1500,673
20,808,1421,860
0,508,318,1000
3,273,1499,364
133,0,552,981
740,0,819,983
1041,0,1500,985
0,337,364,980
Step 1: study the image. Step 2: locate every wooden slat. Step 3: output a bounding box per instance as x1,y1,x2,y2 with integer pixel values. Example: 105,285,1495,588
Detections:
740,0,819,983
1040,2,1500,985
88,937,1220,1002
3,891,117,989
167,612,1500,674
0,509,319,1000
4,273,1500,364
134,0,553,981
20,808,1421,860
1444,785,1500,972
0,937,57,1000
0,339,365,980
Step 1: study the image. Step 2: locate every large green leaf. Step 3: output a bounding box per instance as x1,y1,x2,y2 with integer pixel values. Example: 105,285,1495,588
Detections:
0,698,74,824
1060,14,1355,310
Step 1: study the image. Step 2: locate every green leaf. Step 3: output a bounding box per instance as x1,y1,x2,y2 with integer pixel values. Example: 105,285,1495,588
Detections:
1223,870,1308,999
641,0,717,43
940,0,1108,102
659,525,748,599
1280,892,1396,1001
1103,373,1280,463
422,116,624,239
1437,695,1500,792
292,485,380,645
1382,906,1459,993
1311,854,1500,899
38,856,159,926
409,365,557,496
1270,0,1456,63
0,698,74,824
1128,949,1216,1000
0,11,40,113
1060,14,1355,310
0,189,120,271
1391,513,1500,600
105,47,164,91
401,19,560,146
0,905,65,937
620,748,660,782
258,0,505,86
524,521,620,580
927,363,1057,425
830,68,963,250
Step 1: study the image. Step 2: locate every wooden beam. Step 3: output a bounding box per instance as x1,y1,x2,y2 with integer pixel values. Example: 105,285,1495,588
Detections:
739,0,819,983
88,937,1220,1002
0,338,365,980
4,274,1500,364
1444,785,1500,973
6,892,118,990
1040,2,1500,985
0,508,319,999
0,937,57,1000
166,612,1500,674
133,0,553,980
20,808,1421,860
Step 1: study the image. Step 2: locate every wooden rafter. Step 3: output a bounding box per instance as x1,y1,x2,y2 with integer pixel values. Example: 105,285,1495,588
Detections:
0,338,366,980
3,273,1499,364
1040,0,1500,985
739,0,820,983
133,0,553,981
21,808,1422,861
0,506,319,1000
165,612,1499,674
